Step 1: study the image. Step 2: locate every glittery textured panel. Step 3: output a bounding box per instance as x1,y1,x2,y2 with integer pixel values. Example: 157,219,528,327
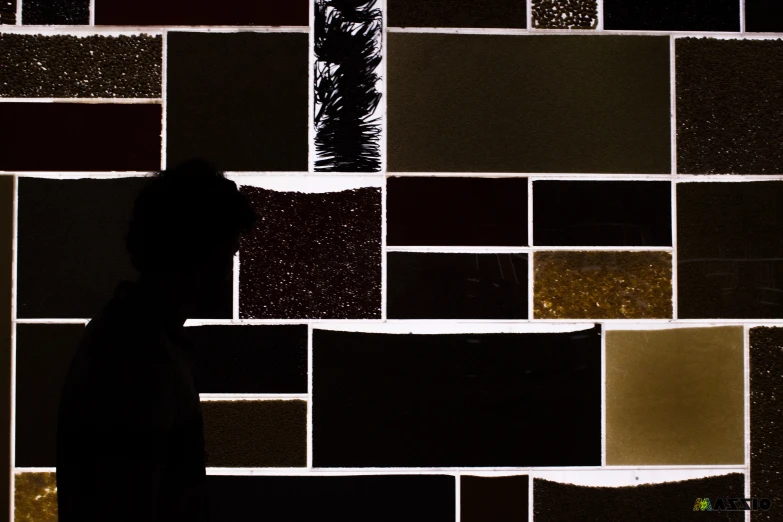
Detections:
749,327,783,520
22,0,88,24
387,252,528,319
461,475,529,522
677,181,783,319
388,0,527,28
532,0,598,29
95,0,308,26
534,474,745,522
605,327,745,465
312,327,601,467
676,38,783,174
201,400,306,468
0,34,162,97
533,251,672,319
14,472,58,522
746,0,783,32
388,34,670,173
0,0,16,24
238,186,381,319
604,0,739,31
386,176,528,246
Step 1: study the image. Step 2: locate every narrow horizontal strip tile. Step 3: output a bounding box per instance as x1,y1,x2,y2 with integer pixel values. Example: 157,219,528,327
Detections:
604,0,740,32
387,0,527,29
94,0,308,26
0,98,162,103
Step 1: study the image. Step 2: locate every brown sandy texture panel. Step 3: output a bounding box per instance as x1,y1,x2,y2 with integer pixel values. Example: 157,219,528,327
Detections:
532,0,598,29
0,175,11,521
461,475,528,522
13,472,58,521
387,34,670,173
534,473,745,521
94,0,308,26
749,327,783,521
22,0,88,24
388,0,527,29
0,34,162,97
239,186,381,319
201,400,306,468
605,327,744,465
676,38,783,174
0,103,161,172
533,251,672,319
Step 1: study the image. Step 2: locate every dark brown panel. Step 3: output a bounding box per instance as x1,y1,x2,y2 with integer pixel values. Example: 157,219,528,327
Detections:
388,0,527,29
95,0,308,26
0,103,161,172
746,0,783,32
605,0,739,31
0,175,12,522
0,0,16,24
461,475,528,522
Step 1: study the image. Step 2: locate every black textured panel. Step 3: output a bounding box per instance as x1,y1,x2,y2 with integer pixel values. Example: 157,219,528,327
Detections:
461,475,529,522
312,326,602,467
604,0,739,31
676,38,783,174
746,0,783,32
95,0,308,25
239,186,381,319
387,252,528,319
0,34,161,98
532,0,597,29
677,181,783,318
166,32,308,172
0,0,16,24
386,177,528,246
388,0,527,29
22,0,88,25
533,180,672,246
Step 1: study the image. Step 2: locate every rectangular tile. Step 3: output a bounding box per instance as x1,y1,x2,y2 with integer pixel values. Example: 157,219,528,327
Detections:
532,0,598,29
534,251,672,319
605,327,744,465
22,0,88,24
676,38,783,174
387,252,528,319
94,0,308,25
388,0,527,28
0,0,16,24
604,0,739,31
386,176,528,246
312,326,602,467
0,34,162,98
461,475,528,522
533,180,672,246
0,175,11,518
166,32,308,172
388,34,670,173
0,103,161,171
746,0,783,32
239,185,382,319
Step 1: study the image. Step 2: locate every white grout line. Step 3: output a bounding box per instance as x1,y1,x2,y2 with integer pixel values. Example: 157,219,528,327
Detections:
161,30,167,170
0,98,162,104
385,26,783,38
199,394,308,400
307,323,313,470
528,473,534,521
744,325,751,496
0,25,309,34
526,0,533,31
387,246,674,252
601,325,607,466
740,0,746,34
381,170,387,320
455,472,460,522
671,181,678,320
670,36,678,320
528,177,534,320
233,247,239,321
14,0,20,25
596,0,604,31
308,0,314,173
89,0,95,26
9,174,17,522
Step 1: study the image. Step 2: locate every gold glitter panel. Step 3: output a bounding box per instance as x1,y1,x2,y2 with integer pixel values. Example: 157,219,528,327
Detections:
533,251,672,319
14,472,58,521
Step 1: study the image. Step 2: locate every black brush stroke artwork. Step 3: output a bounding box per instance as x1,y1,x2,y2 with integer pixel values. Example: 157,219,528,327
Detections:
314,0,382,172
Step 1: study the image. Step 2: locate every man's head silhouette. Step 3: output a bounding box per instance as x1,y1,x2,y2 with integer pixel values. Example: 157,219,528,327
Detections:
124,159,257,321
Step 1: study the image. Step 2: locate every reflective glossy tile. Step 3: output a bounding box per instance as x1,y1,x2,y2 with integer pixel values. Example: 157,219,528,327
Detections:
94,0,308,25
604,0,739,31
745,0,783,32
461,475,529,522
14,472,58,521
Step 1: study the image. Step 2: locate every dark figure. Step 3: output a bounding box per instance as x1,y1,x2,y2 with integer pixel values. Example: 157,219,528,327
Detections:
55,160,257,521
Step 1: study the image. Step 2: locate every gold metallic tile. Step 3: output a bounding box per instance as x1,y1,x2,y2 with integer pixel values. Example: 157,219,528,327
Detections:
14,471,58,521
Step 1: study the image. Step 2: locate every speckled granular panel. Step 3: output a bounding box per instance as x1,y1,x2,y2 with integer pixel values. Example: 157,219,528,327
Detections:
604,0,739,31
461,475,529,522
388,0,527,28
533,251,672,319
238,186,382,319
534,473,745,522
749,327,783,520
605,327,744,465
13,472,58,521
532,0,598,29
22,0,88,25
0,34,162,98
676,38,783,174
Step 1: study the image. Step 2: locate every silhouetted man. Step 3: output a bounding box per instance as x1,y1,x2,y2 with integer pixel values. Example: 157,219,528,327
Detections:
55,159,257,521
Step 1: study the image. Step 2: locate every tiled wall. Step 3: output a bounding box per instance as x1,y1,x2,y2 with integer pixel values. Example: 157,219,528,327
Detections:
2,0,783,520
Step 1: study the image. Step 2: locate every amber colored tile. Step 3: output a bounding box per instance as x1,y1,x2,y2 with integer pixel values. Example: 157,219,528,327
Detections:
14,472,58,522
533,251,672,319
605,327,744,465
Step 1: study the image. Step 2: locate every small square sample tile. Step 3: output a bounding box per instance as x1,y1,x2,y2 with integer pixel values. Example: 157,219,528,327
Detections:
605,327,744,465
0,103,161,171
388,0,527,28
95,0,308,25
386,177,528,246
388,34,670,173
749,327,783,519
746,1,783,32
185,325,308,394
239,186,381,319
14,472,58,521
17,177,232,319
604,0,739,31
206,475,454,520
312,326,601,467
387,252,528,319
15,324,85,467
0,34,162,98
534,474,745,522
533,180,672,246
461,475,529,522
532,0,598,29
22,0,88,24
676,38,783,174
677,181,783,318
166,32,308,171
533,251,672,319
202,400,306,468
0,0,16,24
